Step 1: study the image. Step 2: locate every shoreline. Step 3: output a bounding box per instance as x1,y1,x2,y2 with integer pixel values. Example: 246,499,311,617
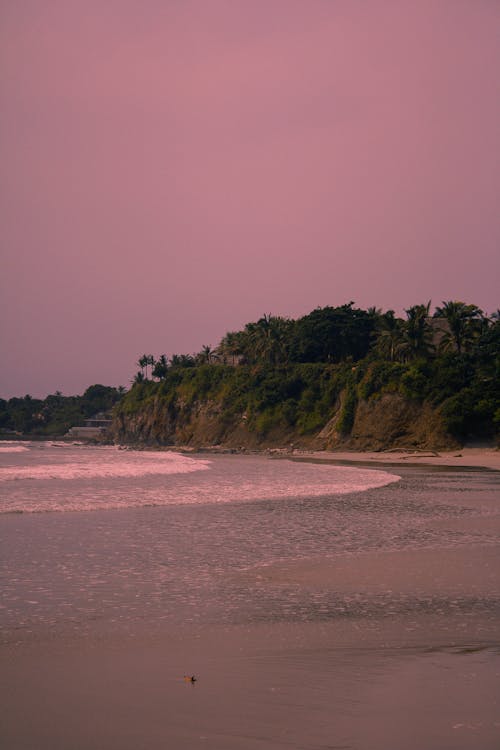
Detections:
278,446,500,472
162,442,500,472
3,434,499,471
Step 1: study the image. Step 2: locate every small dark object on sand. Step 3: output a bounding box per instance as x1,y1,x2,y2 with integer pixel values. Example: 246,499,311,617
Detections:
184,674,197,684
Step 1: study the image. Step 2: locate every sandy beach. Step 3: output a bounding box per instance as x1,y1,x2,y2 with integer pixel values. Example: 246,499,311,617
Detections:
293,446,500,472
2,615,499,750
1,449,499,749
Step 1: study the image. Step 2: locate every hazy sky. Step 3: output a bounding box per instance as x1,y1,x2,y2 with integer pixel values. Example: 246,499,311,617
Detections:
1,1,499,398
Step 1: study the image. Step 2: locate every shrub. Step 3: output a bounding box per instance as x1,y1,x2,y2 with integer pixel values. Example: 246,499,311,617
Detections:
358,361,404,400
337,386,357,435
399,362,431,401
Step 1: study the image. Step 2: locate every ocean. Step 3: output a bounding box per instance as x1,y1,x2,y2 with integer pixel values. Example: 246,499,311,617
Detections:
1,441,499,749
1,441,402,640
0,441,399,514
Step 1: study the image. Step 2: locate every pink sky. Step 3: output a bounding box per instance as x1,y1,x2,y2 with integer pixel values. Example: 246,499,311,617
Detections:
1,1,499,398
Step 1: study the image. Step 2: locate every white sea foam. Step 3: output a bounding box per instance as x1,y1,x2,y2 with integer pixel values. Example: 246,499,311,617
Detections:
0,443,30,453
0,448,211,482
0,445,401,513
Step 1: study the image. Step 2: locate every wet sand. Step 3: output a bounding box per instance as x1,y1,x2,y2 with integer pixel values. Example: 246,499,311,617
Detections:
1,458,499,749
2,614,499,749
243,544,500,598
296,446,500,471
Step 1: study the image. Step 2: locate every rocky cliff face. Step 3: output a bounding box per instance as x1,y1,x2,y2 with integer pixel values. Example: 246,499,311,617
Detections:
112,395,303,450
111,391,459,451
319,393,457,451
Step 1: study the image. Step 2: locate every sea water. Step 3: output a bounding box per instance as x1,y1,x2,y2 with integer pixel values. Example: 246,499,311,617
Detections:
1,441,498,644
0,441,398,513
0,441,400,638
2,442,500,750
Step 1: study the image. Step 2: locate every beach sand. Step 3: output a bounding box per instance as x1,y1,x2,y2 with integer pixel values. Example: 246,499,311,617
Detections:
2,594,499,749
1,454,499,749
295,446,500,472
2,619,500,750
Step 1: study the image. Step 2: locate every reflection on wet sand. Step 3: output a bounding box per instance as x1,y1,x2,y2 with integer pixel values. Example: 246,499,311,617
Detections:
1,457,499,749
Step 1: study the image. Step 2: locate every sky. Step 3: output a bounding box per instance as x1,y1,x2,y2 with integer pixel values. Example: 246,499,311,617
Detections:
1,0,499,398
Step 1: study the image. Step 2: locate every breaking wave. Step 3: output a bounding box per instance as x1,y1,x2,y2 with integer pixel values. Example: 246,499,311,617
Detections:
0,443,400,514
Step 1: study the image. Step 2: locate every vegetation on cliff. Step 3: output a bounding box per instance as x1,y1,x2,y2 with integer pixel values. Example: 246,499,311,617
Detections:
115,301,500,449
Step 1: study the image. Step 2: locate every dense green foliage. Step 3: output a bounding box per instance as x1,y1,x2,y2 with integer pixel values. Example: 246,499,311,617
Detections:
123,301,499,445
0,385,124,437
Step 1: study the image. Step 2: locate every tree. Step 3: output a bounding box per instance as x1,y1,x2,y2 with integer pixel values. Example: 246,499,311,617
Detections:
374,311,406,362
152,354,168,379
170,354,195,368
290,304,376,363
217,330,250,364
403,302,433,359
434,301,485,355
82,384,122,415
137,354,155,379
196,345,214,365
245,315,292,365
137,355,148,379
475,316,500,377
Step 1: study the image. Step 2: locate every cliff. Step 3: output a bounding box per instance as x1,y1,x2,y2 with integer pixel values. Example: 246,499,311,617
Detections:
110,364,466,451
318,393,456,451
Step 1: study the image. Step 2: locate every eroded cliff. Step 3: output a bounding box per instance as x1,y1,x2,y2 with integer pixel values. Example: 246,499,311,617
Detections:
111,366,461,451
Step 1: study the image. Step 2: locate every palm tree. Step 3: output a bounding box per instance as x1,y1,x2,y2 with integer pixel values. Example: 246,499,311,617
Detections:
403,302,434,359
148,355,156,374
196,345,214,365
247,314,292,365
137,355,149,379
152,354,168,379
433,301,484,354
374,311,406,362
217,330,247,364
367,306,383,320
